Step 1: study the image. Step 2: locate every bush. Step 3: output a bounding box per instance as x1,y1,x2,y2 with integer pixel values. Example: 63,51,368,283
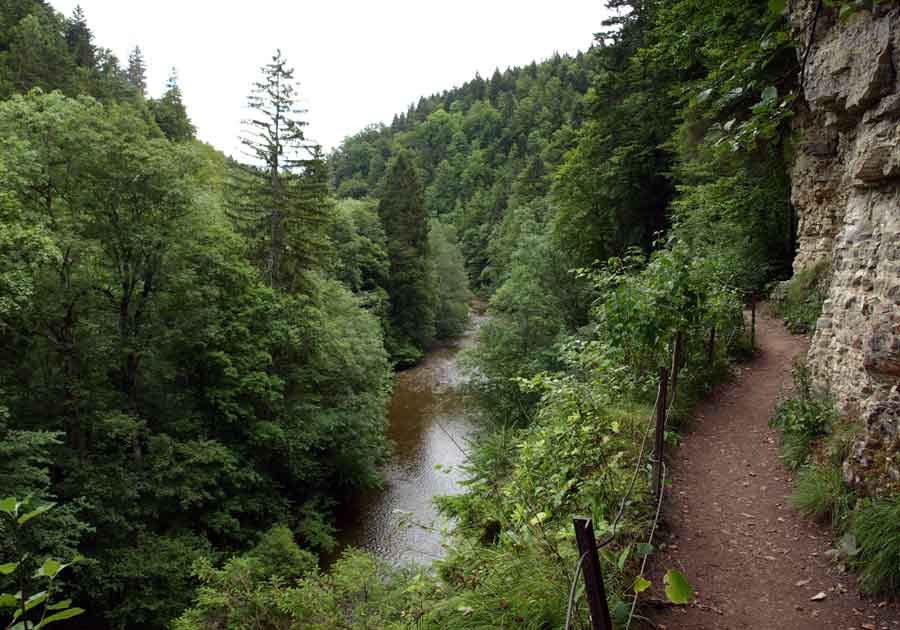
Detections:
770,362,839,469
771,261,830,334
852,498,900,595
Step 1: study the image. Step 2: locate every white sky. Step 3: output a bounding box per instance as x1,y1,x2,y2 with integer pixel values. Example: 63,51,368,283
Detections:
48,1,610,156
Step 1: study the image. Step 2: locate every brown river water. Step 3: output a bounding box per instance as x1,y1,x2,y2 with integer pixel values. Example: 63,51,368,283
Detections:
331,315,485,565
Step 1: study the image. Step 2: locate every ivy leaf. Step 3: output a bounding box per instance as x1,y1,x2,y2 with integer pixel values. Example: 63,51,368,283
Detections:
664,569,694,604
633,575,652,593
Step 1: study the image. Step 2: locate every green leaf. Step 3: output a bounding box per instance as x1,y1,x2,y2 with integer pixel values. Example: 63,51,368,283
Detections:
0,562,18,575
768,0,785,15
633,575,652,593
761,86,778,103
46,599,72,611
36,607,85,628
17,502,55,526
611,599,631,624
617,544,632,570
0,593,18,608
0,497,16,515
635,543,654,558
33,559,63,579
664,569,694,604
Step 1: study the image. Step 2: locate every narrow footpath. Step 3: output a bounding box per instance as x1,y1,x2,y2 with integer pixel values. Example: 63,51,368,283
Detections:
648,311,900,630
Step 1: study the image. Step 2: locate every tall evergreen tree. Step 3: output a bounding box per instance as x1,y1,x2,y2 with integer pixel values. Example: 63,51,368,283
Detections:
126,45,146,95
65,5,95,68
229,49,330,291
150,69,195,142
378,152,435,358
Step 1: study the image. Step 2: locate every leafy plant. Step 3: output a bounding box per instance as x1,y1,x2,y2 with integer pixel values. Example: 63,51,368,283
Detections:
770,362,839,468
0,497,84,630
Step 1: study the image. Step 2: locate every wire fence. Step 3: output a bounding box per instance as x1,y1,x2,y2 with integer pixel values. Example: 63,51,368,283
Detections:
564,330,687,630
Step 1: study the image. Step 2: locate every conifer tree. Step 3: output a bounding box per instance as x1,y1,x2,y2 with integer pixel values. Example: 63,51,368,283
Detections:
150,69,195,142
378,152,435,356
65,5,95,68
126,45,146,95
229,49,330,291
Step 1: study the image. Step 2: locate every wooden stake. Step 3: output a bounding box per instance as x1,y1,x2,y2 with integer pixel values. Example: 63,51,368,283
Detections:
572,516,613,630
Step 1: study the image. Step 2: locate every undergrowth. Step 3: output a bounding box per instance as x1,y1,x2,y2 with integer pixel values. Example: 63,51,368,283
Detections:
770,260,830,334
769,362,838,469
774,365,900,597
852,498,900,596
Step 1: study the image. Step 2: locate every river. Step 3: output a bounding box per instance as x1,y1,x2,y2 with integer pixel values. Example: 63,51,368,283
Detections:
332,315,485,565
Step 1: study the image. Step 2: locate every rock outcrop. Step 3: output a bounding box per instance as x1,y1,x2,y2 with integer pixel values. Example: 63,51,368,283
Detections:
789,2,900,493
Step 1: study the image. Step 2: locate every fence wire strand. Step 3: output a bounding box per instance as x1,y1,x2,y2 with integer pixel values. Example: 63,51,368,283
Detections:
626,461,667,630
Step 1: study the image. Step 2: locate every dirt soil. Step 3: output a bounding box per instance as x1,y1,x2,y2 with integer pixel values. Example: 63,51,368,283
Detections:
647,311,900,630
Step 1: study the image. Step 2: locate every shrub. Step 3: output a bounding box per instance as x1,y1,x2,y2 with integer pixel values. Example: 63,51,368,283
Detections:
770,362,839,469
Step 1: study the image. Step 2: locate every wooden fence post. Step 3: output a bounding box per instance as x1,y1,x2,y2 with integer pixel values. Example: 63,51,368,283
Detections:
669,332,684,408
572,516,613,630
653,367,669,499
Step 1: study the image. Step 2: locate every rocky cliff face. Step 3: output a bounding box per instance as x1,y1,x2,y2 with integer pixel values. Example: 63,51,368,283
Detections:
789,2,900,493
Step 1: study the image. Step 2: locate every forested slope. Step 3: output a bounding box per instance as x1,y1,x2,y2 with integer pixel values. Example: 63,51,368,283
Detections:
0,1,469,627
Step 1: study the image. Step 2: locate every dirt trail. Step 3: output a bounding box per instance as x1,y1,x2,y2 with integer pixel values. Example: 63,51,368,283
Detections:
648,311,900,630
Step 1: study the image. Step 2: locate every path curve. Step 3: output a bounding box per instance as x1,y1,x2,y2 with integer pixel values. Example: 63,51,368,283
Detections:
648,310,900,629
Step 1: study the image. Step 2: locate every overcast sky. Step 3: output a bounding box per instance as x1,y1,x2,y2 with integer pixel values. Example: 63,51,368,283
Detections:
48,1,610,156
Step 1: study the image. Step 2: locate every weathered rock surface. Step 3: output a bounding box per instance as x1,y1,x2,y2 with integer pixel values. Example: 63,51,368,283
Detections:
789,3,900,493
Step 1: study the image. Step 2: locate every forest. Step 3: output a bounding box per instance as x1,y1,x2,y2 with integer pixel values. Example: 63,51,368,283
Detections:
2,0,898,629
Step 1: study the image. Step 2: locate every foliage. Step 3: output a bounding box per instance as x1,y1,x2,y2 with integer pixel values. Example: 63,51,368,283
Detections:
173,526,316,630
429,220,472,339
0,61,391,629
771,261,830,334
0,497,84,630
379,152,436,360
228,49,331,292
769,362,839,469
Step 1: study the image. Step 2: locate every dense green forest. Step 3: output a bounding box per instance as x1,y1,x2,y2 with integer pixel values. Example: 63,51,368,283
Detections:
0,1,469,627
3,0,894,628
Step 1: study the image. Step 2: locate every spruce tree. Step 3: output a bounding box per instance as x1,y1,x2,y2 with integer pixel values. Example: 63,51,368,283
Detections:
229,49,330,291
65,5,95,68
378,152,435,357
150,69,195,142
126,45,146,95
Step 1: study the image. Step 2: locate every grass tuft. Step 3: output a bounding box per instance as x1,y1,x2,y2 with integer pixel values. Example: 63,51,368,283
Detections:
852,498,900,595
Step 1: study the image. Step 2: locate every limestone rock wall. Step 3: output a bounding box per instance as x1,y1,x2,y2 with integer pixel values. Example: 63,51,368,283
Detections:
789,2,900,492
